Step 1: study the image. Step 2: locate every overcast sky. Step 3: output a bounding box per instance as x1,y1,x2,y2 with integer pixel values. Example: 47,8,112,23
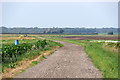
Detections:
0,0,119,28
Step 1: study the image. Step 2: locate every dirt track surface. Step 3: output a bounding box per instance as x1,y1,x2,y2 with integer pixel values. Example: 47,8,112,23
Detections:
15,41,103,78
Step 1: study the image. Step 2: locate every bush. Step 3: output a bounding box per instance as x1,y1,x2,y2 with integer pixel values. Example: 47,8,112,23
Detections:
108,32,113,35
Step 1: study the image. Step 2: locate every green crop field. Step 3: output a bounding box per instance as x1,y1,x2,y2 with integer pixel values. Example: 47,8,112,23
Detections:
1,39,38,45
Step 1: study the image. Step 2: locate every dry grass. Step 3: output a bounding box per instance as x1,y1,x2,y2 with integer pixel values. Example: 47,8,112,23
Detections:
0,34,19,37
1,34,37,40
2,37,36,40
103,45,119,53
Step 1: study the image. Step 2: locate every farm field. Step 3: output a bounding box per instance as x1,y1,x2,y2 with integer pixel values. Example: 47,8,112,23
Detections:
0,34,119,78
63,35,119,40
2,39,38,45
38,34,119,40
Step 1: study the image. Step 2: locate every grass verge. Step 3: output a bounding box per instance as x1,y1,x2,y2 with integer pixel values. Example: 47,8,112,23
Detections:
46,37,118,78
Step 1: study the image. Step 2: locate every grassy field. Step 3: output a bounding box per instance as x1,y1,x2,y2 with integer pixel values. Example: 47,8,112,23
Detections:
39,34,119,78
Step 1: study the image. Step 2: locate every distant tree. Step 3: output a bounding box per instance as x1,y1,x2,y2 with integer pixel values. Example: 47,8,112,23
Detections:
1,26,118,34
43,28,64,34
108,32,113,35
93,32,98,35
59,29,64,33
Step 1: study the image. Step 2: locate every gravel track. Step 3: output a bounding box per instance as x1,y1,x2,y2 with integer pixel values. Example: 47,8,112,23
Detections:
15,41,103,78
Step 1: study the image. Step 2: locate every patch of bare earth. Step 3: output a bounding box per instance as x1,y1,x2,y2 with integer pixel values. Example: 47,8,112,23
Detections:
2,46,59,78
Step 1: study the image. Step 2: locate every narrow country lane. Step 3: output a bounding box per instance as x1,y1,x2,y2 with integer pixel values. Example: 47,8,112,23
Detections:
15,41,103,78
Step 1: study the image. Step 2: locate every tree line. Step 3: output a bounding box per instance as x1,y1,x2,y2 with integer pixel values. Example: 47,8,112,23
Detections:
0,27,119,34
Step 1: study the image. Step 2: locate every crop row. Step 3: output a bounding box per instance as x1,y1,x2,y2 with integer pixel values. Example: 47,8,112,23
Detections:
2,39,38,45
1,40,47,64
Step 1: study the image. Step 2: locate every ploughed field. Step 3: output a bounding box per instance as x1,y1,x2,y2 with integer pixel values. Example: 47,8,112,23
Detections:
63,36,119,40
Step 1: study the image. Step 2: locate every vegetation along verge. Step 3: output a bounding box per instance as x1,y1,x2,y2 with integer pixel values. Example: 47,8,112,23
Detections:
44,37,119,78
1,39,63,78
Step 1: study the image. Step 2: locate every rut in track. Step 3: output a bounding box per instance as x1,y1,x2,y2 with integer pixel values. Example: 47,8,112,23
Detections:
15,41,103,78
